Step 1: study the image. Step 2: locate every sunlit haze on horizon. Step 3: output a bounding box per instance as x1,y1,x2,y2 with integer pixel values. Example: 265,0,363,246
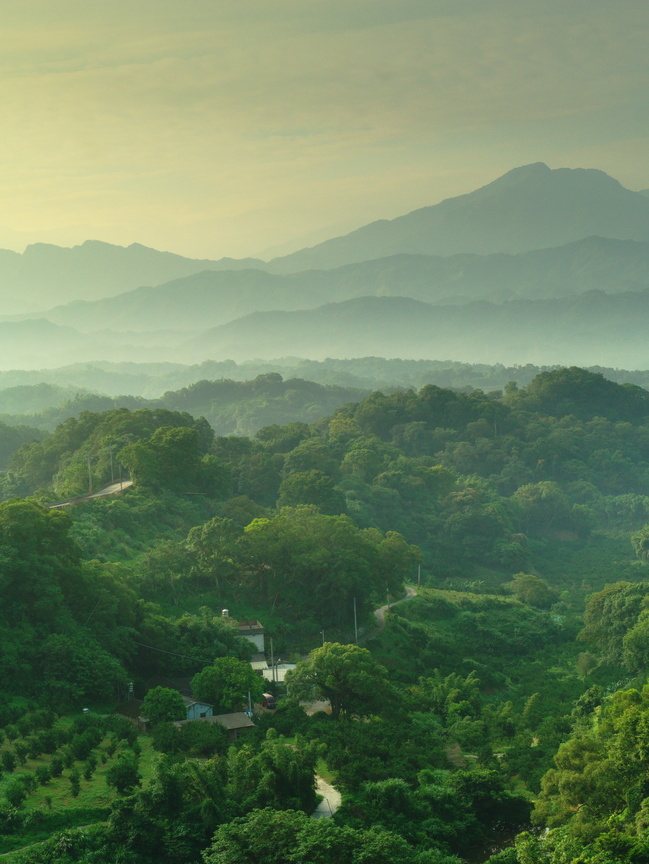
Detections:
2,0,648,260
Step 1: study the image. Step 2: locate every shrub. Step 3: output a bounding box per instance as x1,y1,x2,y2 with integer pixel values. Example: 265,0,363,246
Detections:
4,780,27,807
20,773,38,793
14,742,29,765
36,764,52,785
106,752,140,795
83,754,98,780
69,768,81,798
1,749,17,773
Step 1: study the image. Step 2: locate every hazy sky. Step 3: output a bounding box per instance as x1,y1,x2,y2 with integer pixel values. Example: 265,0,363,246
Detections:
2,0,648,259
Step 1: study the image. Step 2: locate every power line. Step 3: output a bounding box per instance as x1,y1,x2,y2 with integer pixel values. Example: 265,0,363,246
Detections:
131,640,212,666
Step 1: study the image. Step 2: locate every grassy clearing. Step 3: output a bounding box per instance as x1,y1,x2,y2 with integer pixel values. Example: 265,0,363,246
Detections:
315,757,337,786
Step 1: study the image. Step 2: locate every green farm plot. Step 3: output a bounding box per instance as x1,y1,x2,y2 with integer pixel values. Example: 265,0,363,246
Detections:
0,722,157,855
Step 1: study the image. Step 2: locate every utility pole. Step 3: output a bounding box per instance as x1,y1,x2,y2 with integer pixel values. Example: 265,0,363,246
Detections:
320,630,325,646
109,446,115,484
353,596,358,644
270,637,275,683
87,456,93,495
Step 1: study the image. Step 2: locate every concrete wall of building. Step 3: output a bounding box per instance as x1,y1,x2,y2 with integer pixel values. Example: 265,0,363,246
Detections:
186,702,213,720
243,633,265,652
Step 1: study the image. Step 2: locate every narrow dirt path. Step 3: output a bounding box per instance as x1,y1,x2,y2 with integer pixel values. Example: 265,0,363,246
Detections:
373,585,417,629
359,585,417,643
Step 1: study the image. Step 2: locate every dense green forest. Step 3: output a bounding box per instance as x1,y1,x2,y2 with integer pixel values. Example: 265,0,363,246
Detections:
3,366,649,861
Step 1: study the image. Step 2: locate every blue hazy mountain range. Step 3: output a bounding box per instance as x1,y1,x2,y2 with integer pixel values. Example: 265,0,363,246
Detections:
31,236,649,334
3,162,649,313
2,162,649,369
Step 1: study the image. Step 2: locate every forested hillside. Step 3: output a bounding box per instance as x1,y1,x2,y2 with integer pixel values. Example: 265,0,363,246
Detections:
2,367,649,862
0,374,369,438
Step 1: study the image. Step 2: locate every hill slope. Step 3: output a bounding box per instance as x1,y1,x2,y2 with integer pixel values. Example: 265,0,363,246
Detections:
0,240,264,312
268,163,649,271
183,291,649,368
38,236,649,333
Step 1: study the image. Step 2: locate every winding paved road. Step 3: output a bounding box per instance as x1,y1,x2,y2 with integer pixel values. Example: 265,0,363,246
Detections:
312,776,342,819
47,479,133,509
308,586,418,817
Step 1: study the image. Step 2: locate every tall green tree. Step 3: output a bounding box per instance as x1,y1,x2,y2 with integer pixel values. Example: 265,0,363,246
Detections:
202,807,434,864
141,686,187,723
191,657,263,713
185,517,243,596
286,642,396,720
579,581,649,664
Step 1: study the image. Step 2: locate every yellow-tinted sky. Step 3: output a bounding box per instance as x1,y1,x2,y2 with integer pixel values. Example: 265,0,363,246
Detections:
1,0,648,259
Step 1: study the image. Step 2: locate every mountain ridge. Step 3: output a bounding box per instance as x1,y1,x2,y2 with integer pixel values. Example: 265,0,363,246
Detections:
266,163,649,272
0,239,265,313
3,161,649,322
182,290,649,369
27,235,649,333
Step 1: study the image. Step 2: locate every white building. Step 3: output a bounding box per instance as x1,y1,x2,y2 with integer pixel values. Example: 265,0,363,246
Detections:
236,619,266,653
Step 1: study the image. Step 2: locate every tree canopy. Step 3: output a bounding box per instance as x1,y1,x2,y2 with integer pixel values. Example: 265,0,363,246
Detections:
191,657,263,713
286,642,395,720
141,686,187,723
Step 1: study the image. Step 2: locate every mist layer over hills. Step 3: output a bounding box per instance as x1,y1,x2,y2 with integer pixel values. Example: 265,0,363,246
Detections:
2,162,649,371
6,358,649,405
185,291,649,368
31,236,649,335
7,358,649,445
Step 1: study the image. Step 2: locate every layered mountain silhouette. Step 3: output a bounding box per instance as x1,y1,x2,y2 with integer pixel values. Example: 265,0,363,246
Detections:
266,163,649,271
5,288,649,371
3,162,649,316
182,291,649,369
0,240,263,312
32,236,649,333
3,162,649,371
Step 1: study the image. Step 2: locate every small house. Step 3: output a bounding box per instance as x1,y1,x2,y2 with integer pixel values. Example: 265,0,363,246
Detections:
173,711,255,742
263,662,296,684
236,619,266,653
181,696,213,720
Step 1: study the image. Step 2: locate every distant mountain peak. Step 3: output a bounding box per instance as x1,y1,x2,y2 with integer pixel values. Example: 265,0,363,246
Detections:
498,161,551,178
267,163,649,272
82,239,124,249
479,162,624,195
